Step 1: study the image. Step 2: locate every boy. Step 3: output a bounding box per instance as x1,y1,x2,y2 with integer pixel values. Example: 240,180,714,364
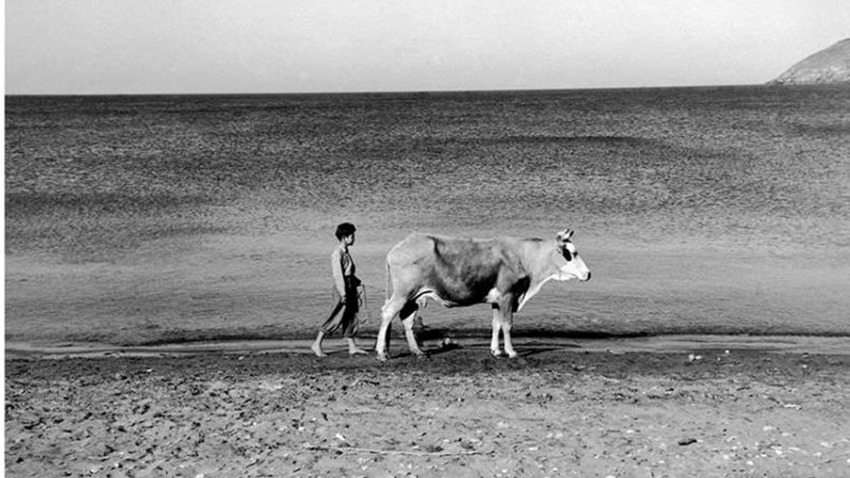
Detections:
311,222,369,357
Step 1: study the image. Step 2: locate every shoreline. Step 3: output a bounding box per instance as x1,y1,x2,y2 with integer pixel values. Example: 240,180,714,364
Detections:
7,334,850,360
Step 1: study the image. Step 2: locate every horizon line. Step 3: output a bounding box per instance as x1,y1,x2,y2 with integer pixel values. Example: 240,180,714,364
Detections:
5,82,782,97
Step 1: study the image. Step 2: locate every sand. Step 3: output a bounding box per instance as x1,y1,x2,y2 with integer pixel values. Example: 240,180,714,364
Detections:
5,341,850,478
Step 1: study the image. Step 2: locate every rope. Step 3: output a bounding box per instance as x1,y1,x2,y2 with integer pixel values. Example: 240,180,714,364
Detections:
358,283,368,311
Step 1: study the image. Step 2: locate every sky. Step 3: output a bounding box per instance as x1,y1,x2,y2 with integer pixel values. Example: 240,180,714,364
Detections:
4,0,849,95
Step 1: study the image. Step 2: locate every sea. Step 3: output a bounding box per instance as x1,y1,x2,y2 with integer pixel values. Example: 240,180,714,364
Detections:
5,86,850,347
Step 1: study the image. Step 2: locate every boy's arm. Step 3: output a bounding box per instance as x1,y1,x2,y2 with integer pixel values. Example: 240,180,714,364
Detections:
331,249,346,298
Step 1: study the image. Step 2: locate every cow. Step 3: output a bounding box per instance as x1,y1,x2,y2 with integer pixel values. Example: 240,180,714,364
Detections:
375,228,591,361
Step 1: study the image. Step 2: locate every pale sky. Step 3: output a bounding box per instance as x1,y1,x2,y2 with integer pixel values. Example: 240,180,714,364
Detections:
5,0,849,95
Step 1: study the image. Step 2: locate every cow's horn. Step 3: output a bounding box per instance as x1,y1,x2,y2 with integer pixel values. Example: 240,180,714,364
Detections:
558,229,574,241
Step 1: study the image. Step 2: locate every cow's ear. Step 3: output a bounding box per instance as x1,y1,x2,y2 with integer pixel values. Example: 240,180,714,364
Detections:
557,229,574,243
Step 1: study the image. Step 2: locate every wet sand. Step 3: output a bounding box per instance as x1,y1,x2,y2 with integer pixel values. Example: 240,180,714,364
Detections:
6,339,850,477
6,335,850,360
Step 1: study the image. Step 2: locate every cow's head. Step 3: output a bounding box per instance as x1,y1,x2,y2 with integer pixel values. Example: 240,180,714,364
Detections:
554,228,591,282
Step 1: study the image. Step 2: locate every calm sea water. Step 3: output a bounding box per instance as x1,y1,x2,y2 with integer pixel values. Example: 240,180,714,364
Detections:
5,86,850,345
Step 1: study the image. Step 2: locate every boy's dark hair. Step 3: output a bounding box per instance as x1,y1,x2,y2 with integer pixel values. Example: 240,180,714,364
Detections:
335,222,357,240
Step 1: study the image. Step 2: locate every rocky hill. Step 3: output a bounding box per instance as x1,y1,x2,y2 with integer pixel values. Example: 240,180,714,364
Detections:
769,38,850,85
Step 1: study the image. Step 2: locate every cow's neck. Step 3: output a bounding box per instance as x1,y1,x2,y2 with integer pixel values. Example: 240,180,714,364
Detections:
516,240,562,311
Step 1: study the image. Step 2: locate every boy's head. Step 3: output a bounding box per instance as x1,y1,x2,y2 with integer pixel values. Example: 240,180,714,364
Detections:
335,222,357,241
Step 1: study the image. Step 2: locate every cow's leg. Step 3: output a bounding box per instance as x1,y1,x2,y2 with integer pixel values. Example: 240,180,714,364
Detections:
400,301,426,358
376,297,404,361
498,302,518,359
490,305,503,357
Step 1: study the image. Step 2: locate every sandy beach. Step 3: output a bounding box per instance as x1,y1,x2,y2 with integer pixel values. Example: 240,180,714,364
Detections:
6,340,850,478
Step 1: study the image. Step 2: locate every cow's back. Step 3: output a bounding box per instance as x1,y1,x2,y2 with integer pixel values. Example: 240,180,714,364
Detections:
387,233,500,266
386,234,518,306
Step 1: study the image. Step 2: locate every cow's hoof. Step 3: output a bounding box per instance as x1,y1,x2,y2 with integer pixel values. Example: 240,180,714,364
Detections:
491,349,504,357
376,354,388,362
414,352,429,360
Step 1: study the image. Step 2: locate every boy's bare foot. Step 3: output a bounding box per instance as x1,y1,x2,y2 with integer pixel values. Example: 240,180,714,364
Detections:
311,342,327,357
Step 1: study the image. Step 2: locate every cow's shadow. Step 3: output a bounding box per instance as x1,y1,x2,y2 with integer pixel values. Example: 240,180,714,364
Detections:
415,342,575,360
422,341,464,357
380,323,587,360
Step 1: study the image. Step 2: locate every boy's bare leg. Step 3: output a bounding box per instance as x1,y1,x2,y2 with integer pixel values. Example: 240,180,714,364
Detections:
311,331,328,357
